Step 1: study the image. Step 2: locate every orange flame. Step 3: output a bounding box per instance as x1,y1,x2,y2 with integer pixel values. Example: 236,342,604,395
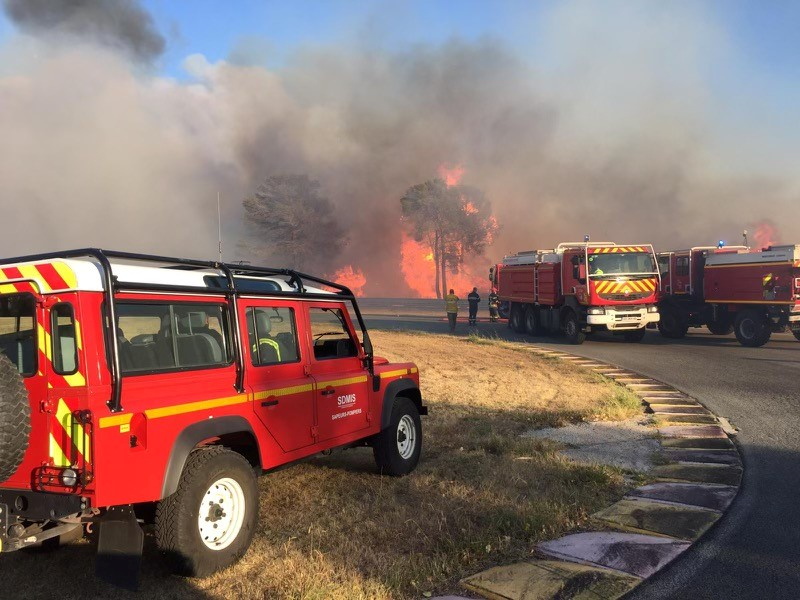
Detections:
462,201,478,215
752,221,780,250
330,265,366,296
437,163,465,187
400,233,481,298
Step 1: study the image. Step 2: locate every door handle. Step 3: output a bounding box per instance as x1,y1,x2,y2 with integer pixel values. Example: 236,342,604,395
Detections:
321,388,336,396
261,396,278,407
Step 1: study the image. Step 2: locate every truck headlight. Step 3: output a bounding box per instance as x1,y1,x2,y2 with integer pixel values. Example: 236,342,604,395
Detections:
647,305,659,313
60,468,78,487
588,307,605,315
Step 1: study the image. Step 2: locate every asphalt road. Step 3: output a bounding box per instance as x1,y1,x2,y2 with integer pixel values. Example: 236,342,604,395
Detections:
360,298,800,600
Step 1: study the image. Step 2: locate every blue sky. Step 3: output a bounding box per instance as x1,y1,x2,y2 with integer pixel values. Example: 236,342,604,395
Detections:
0,1,798,81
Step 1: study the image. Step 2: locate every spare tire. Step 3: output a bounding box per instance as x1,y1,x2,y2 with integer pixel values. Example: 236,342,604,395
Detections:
0,352,31,482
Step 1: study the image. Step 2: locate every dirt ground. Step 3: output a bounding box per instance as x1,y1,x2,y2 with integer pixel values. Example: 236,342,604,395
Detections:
3,331,641,600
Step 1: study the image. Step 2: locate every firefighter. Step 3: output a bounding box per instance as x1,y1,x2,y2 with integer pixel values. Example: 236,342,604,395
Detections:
468,287,481,326
488,289,499,322
445,288,459,332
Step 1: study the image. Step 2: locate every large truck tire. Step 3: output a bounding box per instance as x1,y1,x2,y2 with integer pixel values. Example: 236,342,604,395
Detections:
733,310,771,347
562,311,586,345
510,304,526,333
657,305,688,339
524,305,540,336
0,353,31,483
155,446,259,577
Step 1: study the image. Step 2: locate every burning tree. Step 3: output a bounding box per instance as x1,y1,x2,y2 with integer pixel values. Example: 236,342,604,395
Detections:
401,178,498,298
242,174,346,270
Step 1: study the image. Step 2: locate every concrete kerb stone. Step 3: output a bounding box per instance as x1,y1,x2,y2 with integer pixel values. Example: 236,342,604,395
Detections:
458,347,742,600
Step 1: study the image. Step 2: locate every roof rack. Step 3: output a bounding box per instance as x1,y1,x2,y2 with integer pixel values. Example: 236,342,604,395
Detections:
0,249,372,414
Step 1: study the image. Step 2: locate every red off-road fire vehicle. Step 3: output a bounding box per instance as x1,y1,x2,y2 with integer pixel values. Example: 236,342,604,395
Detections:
657,244,800,346
0,249,425,586
490,242,661,344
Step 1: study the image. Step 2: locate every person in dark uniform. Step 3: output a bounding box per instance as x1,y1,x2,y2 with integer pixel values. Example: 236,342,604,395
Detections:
467,287,480,326
488,289,499,322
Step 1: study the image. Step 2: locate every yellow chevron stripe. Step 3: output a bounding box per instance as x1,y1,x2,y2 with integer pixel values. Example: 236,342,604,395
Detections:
49,433,71,467
37,327,53,361
18,265,50,292
55,398,90,462
52,261,78,289
63,371,86,387
74,318,83,351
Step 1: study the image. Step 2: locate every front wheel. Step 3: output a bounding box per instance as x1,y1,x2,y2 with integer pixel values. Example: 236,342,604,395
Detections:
623,328,646,342
373,397,422,476
562,311,586,345
155,446,259,577
733,310,771,347
658,305,688,339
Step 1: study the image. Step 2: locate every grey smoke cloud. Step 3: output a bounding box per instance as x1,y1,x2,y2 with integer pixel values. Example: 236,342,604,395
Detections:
2,0,165,64
0,1,797,295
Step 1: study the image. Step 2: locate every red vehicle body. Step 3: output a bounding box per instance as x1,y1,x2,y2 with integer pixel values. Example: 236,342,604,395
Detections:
657,244,800,346
490,242,660,344
0,249,425,581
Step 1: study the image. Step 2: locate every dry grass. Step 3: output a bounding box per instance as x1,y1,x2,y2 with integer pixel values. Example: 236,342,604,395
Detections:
3,331,641,600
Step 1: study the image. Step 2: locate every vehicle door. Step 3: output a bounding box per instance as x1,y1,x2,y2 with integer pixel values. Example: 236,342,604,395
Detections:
673,252,691,294
304,302,371,442
241,300,315,452
657,253,672,294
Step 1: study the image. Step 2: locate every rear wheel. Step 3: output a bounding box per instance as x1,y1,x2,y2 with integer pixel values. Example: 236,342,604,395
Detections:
373,397,422,476
658,305,688,339
524,305,539,336
155,446,259,577
562,311,586,345
510,304,525,333
623,328,646,342
733,310,771,347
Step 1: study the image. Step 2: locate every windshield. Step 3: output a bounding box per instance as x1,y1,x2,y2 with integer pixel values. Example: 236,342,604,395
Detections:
0,294,37,375
588,252,656,276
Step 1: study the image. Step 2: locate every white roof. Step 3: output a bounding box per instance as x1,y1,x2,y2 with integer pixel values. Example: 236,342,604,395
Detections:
0,257,333,295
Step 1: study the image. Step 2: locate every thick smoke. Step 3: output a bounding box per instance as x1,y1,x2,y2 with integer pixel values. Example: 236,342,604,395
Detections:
3,0,164,64
0,1,798,294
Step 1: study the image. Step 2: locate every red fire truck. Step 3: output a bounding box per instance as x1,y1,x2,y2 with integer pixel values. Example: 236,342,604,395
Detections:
490,242,661,344
0,249,425,587
657,244,800,346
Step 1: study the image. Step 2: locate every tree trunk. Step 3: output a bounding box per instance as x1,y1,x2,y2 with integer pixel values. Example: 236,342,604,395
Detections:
433,231,441,299
440,235,448,297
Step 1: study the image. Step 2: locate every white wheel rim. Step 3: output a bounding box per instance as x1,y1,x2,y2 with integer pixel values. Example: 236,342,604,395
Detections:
396,415,416,460
740,319,756,339
197,477,246,551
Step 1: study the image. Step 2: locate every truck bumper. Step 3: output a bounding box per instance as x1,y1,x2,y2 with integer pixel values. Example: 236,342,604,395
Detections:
587,308,660,331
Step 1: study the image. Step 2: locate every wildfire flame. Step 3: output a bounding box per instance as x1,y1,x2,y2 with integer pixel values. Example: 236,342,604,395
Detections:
330,265,366,296
437,163,465,187
400,233,481,298
751,221,780,250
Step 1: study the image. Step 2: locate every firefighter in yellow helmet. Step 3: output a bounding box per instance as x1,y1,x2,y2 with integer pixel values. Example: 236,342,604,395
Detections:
445,288,459,332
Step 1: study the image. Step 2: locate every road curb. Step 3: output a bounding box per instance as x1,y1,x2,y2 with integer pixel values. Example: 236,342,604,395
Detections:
460,345,743,600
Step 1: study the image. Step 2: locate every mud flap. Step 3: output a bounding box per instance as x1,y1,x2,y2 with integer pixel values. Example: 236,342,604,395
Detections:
96,505,144,591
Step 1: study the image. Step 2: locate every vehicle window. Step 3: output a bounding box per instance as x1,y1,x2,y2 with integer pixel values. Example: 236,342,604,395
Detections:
52,303,78,375
588,252,656,275
116,302,230,374
676,257,689,277
309,307,357,360
246,307,300,366
0,294,36,376
657,256,670,277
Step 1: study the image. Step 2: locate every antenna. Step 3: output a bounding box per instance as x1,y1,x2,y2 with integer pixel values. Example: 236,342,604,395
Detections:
217,192,223,262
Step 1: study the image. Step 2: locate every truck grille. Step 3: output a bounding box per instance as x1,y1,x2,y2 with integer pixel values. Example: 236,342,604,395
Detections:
601,292,650,301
